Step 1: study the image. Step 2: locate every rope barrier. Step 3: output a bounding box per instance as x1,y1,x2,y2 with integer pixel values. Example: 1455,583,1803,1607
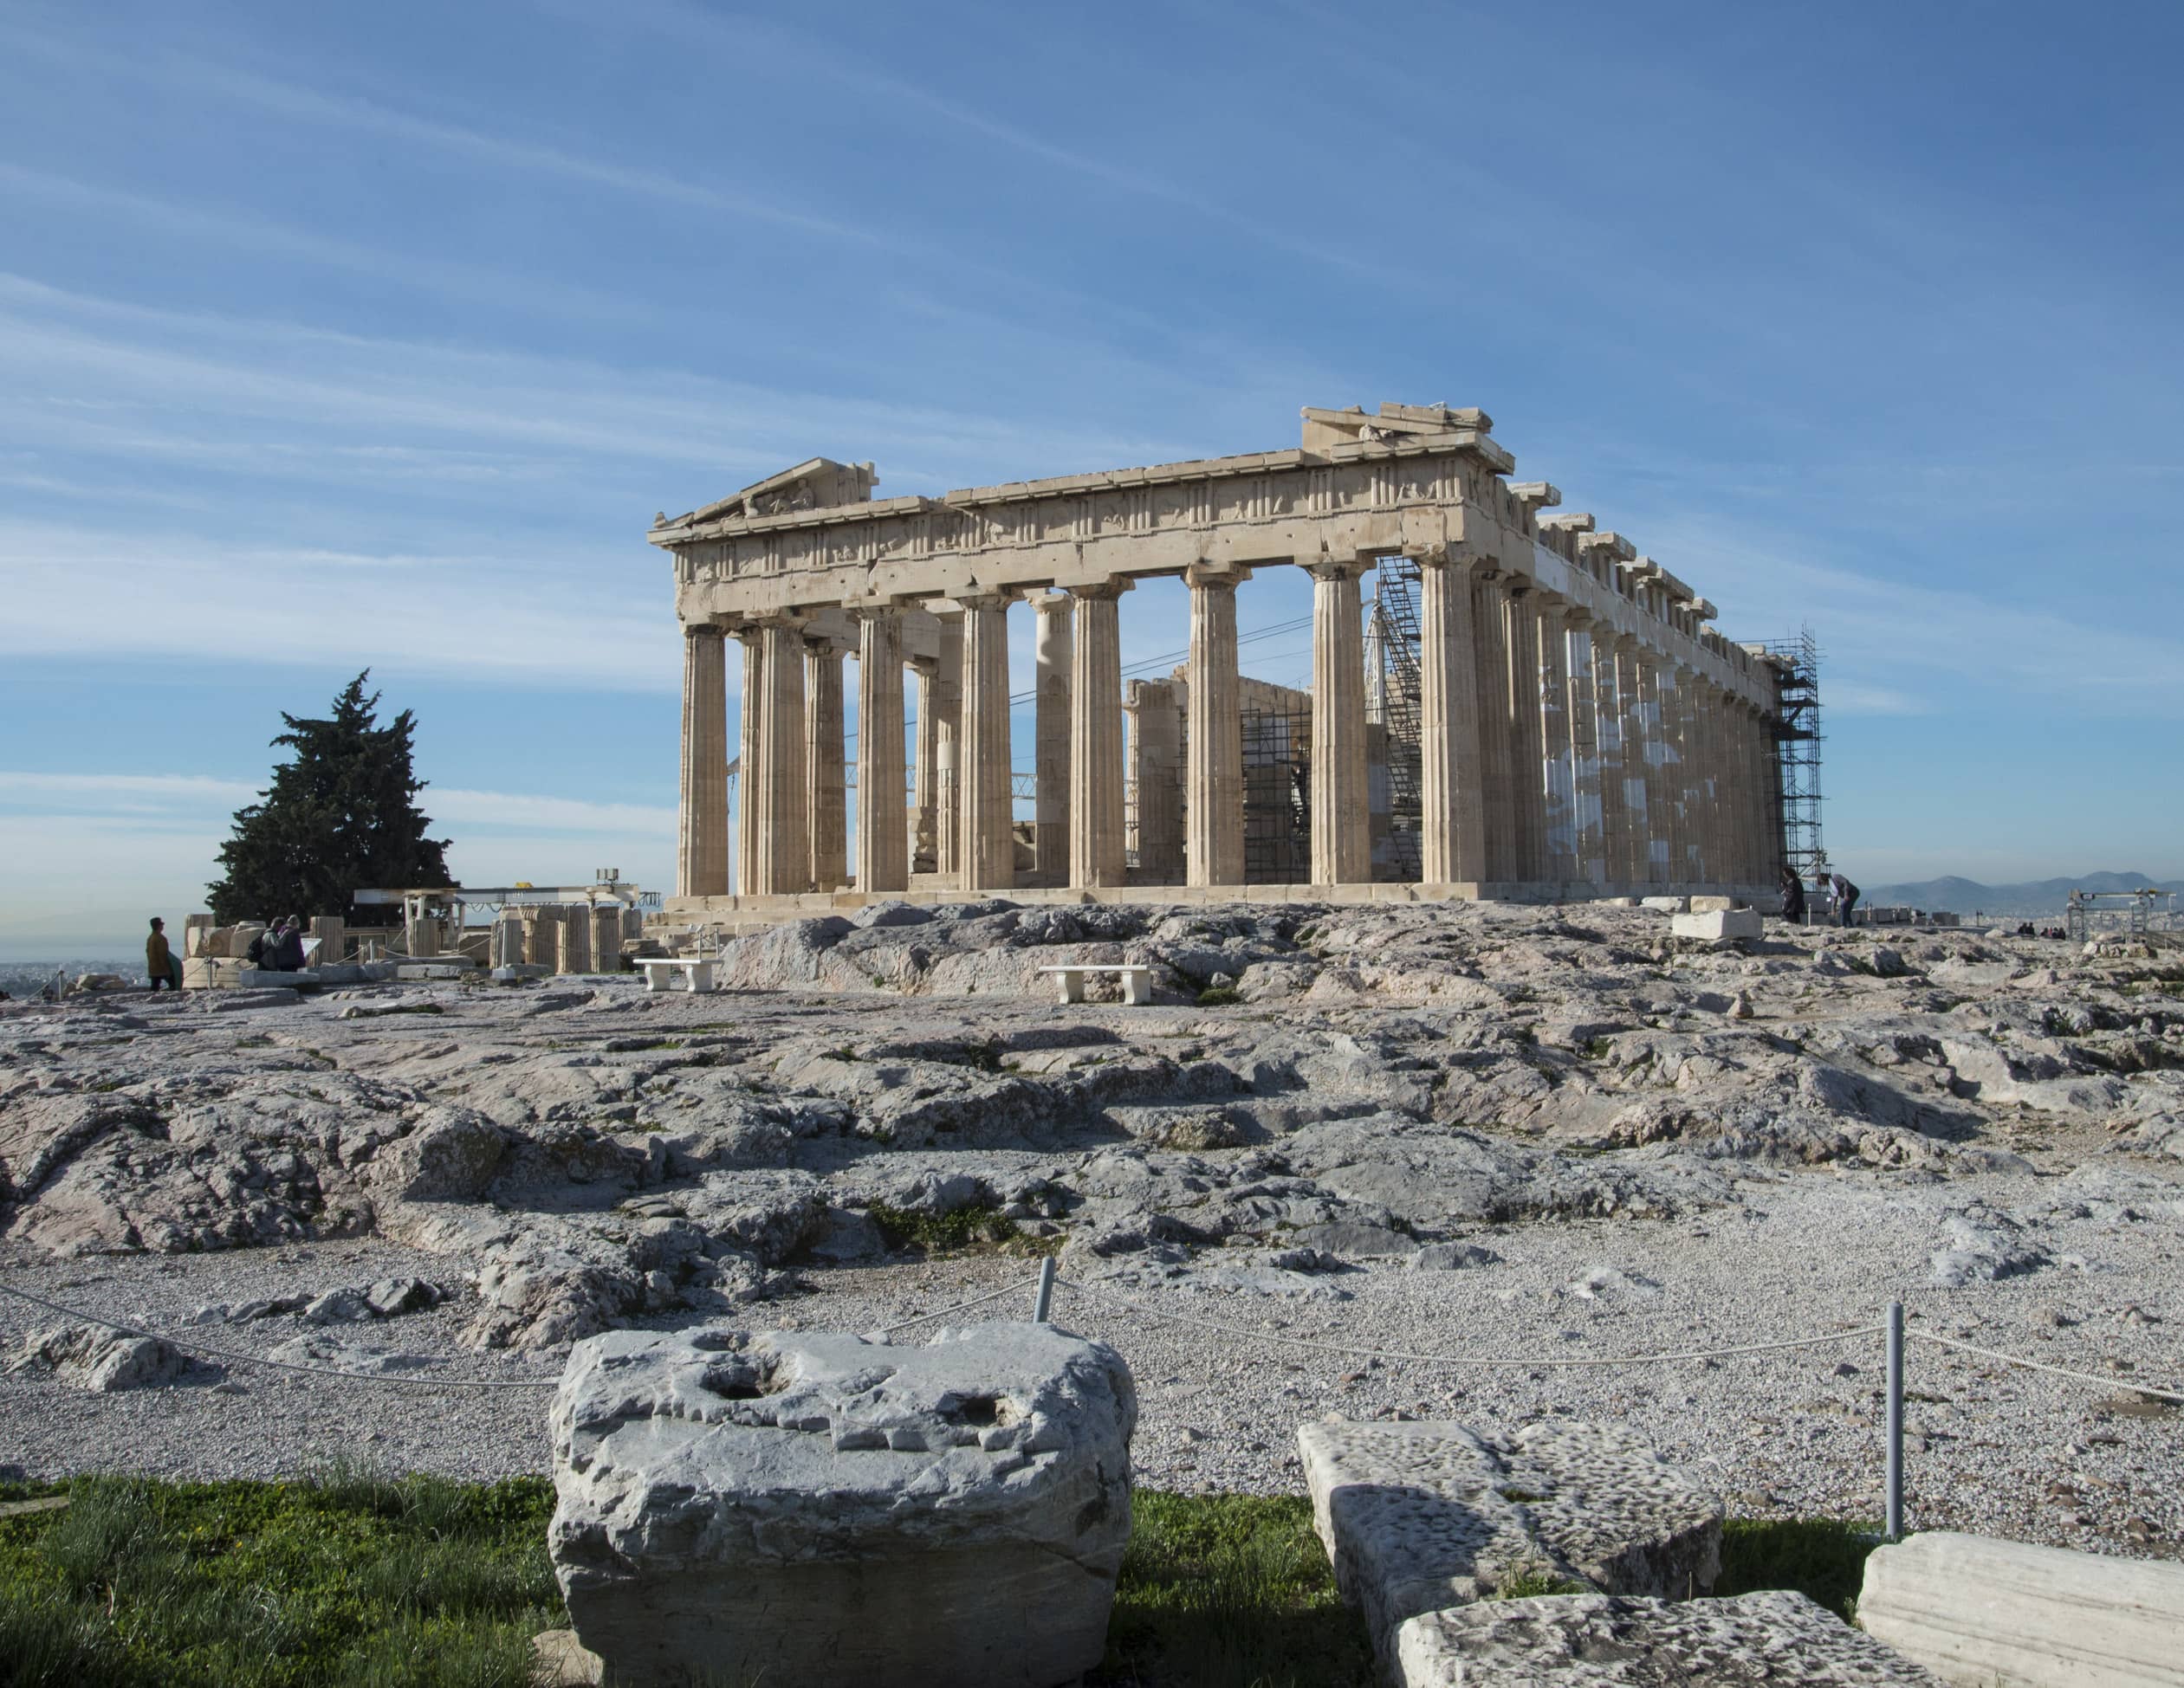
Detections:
881,1277,1045,1336
1909,1328,2184,1405
1053,1275,1884,1368
0,1283,556,1391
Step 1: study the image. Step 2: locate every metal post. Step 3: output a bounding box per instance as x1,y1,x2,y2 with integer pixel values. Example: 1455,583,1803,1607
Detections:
1885,1300,1904,1541
1032,1257,1056,1324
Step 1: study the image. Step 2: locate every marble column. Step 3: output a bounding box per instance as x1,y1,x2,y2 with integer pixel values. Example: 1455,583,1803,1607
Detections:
1309,559,1371,885
1471,571,1516,883
1503,585,1548,882
1069,580,1130,888
1536,595,1577,883
676,623,729,898
804,637,847,894
855,609,908,895
1418,552,1485,884
1030,591,1073,883
1634,653,1672,885
1612,639,1650,888
932,609,964,881
910,656,939,874
1185,562,1248,888
750,618,810,896
1126,680,1184,882
736,626,762,896
1701,685,1730,887
1561,610,1606,886
1591,626,1629,891
1670,665,1701,884
957,592,1014,892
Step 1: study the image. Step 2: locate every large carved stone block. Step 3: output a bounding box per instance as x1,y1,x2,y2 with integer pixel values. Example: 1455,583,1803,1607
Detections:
1859,1530,2184,1687
1396,1590,1944,1686
550,1323,1137,1688
1298,1419,1722,1670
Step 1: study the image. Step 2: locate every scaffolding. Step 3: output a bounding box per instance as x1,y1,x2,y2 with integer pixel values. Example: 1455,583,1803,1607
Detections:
1241,702,1312,883
1763,626,1824,882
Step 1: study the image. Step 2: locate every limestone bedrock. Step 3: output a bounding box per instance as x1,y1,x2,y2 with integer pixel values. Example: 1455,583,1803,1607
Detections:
1859,1530,2184,1687
1396,1590,1946,1686
1298,1419,1723,1670
548,1320,1137,1688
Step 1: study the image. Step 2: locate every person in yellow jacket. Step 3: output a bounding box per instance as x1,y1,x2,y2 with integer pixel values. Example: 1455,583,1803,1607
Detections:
146,917,181,992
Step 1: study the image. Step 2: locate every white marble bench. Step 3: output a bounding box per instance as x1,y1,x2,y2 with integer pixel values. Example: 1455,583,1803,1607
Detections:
634,957,717,993
1037,963,1154,1006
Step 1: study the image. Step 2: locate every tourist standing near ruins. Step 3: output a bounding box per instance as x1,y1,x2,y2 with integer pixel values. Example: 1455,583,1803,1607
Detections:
1779,865,1806,924
145,917,178,991
1832,872,1861,927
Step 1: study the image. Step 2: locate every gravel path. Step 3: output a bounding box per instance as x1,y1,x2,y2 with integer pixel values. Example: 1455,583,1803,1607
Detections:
4,1166,2177,1562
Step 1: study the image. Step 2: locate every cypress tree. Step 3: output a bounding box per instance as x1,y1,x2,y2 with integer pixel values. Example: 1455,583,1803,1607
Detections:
207,673,451,926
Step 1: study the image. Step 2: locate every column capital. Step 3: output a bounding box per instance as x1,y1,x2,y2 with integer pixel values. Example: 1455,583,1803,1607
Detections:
1183,559,1252,590
1419,544,1487,576
1305,555,1374,584
681,618,726,641
1024,588,1075,614
1067,577,1135,602
950,589,1018,613
907,651,939,676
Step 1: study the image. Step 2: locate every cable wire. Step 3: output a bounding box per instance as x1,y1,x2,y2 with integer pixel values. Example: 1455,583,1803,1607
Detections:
1909,1329,2184,1404
1055,1276,1883,1369
881,1277,1042,1335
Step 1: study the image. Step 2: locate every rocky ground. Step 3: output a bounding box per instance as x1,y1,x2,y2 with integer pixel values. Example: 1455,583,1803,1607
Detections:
2,900,2179,1559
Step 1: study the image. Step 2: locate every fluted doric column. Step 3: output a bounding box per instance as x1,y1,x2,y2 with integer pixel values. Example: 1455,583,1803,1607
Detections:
749,617,810,895
1634,652,1672,885
735,626,762,896
855,609,908,895
1616,637,1659,890
1185,562,1248,888
1535,593,1577,883
1029,591,1073,883
1069,580,1130,888
677,623,729,897
932,610,963,880
1561,608,1606,886
804,636,847,893
1418,551,1484,884
1591,625,1629,891
1503,584,1548,882
1309,559,1371,885
1669,668,1703,890
1471,571,1516,883
910,656,938,874
957,592,1014,892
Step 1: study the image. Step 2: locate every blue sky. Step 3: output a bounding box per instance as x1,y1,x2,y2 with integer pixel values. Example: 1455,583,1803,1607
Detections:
3,1,2180,955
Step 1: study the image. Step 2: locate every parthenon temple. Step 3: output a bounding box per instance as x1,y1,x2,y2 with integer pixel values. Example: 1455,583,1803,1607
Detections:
653,404,1790,914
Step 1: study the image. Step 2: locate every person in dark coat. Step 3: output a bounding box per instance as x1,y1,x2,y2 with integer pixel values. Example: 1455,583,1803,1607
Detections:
146,918,179,991
265,916,308,972
1831,872,1861,928
1779,865,1806,924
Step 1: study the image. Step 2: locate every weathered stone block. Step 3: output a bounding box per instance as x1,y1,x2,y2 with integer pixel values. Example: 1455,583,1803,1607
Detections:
1639,896,1688,913
1672,908,1762,943
1298,1420,1721,1669
1396,1590,1944,1686
1859,1530,2184,1687
1688,894,1735,913
550,1322,1137,1688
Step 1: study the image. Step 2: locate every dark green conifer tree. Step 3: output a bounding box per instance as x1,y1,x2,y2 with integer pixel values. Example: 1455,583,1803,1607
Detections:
207,674,451,926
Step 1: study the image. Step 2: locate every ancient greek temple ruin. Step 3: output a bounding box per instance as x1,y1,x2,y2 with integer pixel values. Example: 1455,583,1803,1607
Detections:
653,404,1790,913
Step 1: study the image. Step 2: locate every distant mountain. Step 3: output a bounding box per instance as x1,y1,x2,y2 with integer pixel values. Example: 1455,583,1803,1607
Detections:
1857,871,2184,916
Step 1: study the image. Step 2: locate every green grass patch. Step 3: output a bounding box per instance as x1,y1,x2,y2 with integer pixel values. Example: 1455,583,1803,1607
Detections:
865,1200,1027,1257
1194,987,1240,1007
0,1471,557,1687
1094,1492,1372,1687
0,1473,1881,1686
1714,1516,1879,1620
